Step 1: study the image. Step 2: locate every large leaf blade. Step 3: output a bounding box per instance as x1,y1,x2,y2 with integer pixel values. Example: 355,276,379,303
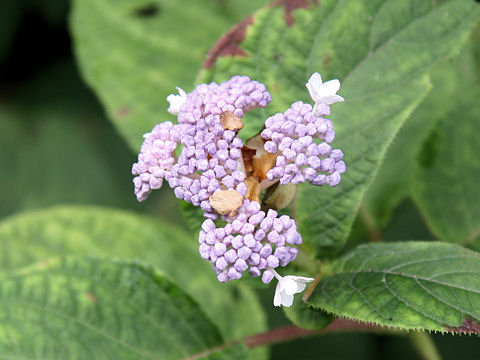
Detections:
410,38,480,246
307,242,480,333
0,256,246,359
199,0,479,255
70,0,269,151
0,206,267,351
364,36,480,226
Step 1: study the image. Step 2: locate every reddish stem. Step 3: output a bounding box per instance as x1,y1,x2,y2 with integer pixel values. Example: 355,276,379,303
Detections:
245,319,384,348
182,318,387,360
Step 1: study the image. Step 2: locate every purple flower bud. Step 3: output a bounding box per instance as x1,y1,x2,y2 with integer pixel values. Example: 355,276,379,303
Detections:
198,200,303,282
261,101,345,187
262,270,274,284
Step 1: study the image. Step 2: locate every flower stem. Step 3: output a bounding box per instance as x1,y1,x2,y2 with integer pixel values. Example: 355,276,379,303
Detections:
408,331,441,360
359,204,383,242
182,319,396,360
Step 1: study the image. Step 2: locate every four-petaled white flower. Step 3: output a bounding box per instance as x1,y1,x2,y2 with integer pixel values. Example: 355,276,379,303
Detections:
166,87,187,115
271,268,314,307
306,72,344,114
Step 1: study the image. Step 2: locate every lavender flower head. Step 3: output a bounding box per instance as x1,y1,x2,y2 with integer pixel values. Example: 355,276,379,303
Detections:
261,101,346,187
132,73,346,304
199,199,301,283
132,121,181,202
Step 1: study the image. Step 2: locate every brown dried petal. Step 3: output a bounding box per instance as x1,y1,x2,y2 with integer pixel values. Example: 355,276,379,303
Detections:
209,190,244,215
241,146,256,175
244,177,261,203
246,133,277,181
220,111,244,130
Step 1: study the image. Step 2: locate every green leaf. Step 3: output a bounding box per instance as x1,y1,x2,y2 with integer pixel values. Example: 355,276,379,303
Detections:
364,38,480,226
0,256,246,359
411,86,480,246
0,62,143,219
0,206,267,354
307,242,480,333
180,200,206,236
70,0,269,151
199,0,479,256
283,299,333,331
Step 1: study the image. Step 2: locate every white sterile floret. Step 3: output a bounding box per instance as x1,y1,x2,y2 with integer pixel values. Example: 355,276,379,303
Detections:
271,269,314,307
166,87,187,115
306,72,344,114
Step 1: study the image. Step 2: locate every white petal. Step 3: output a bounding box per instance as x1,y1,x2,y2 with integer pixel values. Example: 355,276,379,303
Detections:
308,72,323,88
288,275,315,282
273,287,282,307
321,79,341,95
288,276,314,293
167,87,187,115
280,291,294,307
295,281,308,293
283,278,300,295
316,94,344,106
306,72,323,101
177,87,187,97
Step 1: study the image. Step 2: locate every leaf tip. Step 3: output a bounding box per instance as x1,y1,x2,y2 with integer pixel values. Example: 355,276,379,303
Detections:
272,0,319,26
202,16,254,69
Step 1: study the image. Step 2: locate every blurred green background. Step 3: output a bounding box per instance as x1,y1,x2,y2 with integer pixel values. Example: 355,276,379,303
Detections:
0,0,479,359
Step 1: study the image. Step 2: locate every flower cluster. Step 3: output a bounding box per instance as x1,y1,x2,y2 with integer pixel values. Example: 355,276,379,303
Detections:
132,73,345,306
261,101,346,187
199,199,301,283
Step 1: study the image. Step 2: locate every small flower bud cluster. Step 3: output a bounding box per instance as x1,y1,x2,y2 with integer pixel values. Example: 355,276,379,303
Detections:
132,121,181,201
178,75,272,123
132,76,272,217
261,101,346,186
199,200,301,283
167,76,272,218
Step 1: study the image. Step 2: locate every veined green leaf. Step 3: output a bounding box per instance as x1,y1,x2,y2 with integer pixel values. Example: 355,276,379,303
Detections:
199,0,479,256
70,0,269,151
307,242,480,333
0,256,246,359
283,299,334,331
412,88,480,246
0,206,267,354
365,37,480,226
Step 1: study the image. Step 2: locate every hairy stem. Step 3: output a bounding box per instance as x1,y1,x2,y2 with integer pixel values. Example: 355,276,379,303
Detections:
182,319,394,360
359,204,383,242
408,331,441,360
295,246,321,274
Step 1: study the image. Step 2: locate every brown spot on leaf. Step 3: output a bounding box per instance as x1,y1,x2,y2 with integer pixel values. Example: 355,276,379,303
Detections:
322,52,332,68
116,107,131,118
445,317,480,334
203,16,253,69
272,0,319,26
86,292,98,303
